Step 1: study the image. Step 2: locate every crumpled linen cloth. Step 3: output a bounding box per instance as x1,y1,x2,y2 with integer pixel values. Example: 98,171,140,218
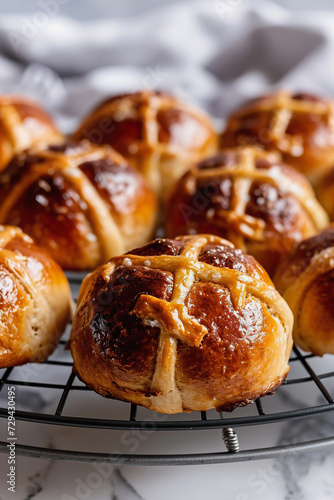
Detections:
0,0,333,133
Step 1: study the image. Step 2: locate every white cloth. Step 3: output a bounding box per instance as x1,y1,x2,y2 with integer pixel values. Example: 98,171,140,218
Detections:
0,0,333,133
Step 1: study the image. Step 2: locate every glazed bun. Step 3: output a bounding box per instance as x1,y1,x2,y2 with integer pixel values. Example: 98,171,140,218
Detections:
0,94,63,171
70,234,293,414
165,147,328,276
0,141,157,271
72,91,218,198
221,91,334,183
274,225,334,356
0,226,73,368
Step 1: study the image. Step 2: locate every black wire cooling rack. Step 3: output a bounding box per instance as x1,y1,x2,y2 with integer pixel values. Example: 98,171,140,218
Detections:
0,272,334,465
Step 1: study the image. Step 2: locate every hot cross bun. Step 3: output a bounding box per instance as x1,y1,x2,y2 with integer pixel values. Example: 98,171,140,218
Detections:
221,91,334,184
0,141,157,270
275,225,334,355
165,146,328,275
0,225,73,368
0,94,63,172
70,234,293,413
72,91,218,199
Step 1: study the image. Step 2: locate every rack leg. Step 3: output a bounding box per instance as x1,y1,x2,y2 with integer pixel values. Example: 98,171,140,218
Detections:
222,427,240,453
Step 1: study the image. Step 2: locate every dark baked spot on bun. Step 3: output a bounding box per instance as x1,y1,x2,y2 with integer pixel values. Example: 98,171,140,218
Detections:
193,175,232,212
198,244,268,281
89,117,143,151
198,152,237,169
79,158,140,213
198,244,246,272
129,238,185,257
2,172,98,267
157,108,208,148
198,152,277,172
283,226,334,279
297,225,334,255
246,182,298,230
292,92,324,102
47,142,83,153
1,153,44,181
90,266,174,379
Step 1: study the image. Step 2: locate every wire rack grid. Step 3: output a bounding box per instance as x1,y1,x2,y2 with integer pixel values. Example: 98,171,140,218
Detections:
0,272,333,465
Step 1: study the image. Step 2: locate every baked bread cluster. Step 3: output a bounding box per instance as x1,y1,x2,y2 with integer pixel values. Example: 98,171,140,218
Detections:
73,91,218,198
1,88,333,413
0,226,73,368
70,235,293,413
165,146,328,275
0,141,157,270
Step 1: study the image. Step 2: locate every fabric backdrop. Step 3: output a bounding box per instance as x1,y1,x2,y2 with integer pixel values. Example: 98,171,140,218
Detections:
0,0,333,133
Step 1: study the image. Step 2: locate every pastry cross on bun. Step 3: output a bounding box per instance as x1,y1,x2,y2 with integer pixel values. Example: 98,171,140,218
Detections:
221,91,334,183
165,146,329,276
275,225,334,356
0,225,73,368
70,234,293,414
0,141,157,270
0,94,63,172
72,90,218,198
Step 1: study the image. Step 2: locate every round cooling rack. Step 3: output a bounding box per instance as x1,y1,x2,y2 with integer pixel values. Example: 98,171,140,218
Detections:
0,273,333,465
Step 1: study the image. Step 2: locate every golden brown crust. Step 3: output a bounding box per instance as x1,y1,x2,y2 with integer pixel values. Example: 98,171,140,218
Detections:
165,146,328,276
70,234,293,414
0,225,73,368
274,225,334,355
0,141,157,270
0,94,63,172
221,91,334,183
315,166,334,220
72,91,218,198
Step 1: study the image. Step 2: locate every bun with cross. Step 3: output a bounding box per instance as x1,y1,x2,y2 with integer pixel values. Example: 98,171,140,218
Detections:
221,91,334,184
0,141,157,270
72,90,218,199
0,225,73,368
274,225,334,356
70,234,293,414
0,94,63,172
165,146,328,276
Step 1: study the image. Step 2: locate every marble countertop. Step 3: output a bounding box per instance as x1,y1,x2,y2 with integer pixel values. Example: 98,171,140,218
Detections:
0,413,334,500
